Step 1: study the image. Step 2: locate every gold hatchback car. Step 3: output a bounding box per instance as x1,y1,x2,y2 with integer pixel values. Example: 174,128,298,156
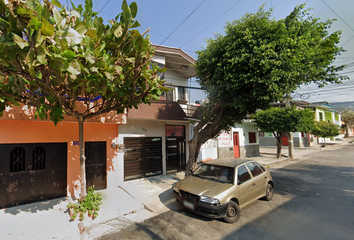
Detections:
173,158,273,223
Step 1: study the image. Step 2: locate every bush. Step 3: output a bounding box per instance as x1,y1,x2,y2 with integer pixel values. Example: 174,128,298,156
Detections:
67,186,102,221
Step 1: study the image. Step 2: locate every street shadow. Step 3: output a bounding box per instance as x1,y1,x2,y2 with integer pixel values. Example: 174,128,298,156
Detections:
143,172,184,185
221,156,354,240
1,197,67,215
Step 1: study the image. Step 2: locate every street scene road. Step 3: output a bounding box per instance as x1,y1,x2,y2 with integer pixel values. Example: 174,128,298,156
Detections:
101,144,354,240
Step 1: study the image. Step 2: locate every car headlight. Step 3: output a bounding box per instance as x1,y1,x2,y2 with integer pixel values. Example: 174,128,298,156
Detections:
173,184,179,192
199,196,220,205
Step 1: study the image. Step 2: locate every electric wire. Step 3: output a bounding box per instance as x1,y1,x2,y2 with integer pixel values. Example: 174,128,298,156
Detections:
270,0,275,19
320,0,354,47
180,0,243,48
160,0,206,45
98,0,111,14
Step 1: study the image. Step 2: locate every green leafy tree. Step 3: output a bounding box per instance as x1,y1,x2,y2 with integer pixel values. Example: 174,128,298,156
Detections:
0,0,166,197
187,4,347,175
341,110,354,137
311,121,340,146
253,107,315,158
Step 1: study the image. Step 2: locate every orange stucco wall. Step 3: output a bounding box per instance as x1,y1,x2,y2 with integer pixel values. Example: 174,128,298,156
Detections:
0,120,118,198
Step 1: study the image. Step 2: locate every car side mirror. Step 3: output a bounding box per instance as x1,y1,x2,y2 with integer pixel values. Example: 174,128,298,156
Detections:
237,180,241,185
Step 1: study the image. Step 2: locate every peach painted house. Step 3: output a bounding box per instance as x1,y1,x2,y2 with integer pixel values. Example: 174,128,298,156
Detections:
0,102,125,208
0,45,197,208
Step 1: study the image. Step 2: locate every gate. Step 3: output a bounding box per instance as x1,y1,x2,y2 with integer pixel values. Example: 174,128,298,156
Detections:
124,137,162,181
85,142,107,190
166,137,186,172
0,143,67,208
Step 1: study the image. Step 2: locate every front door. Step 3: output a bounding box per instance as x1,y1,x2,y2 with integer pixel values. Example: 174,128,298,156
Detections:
166,137,186,172
165,125,186,172
233,132,240,158
85,142,107,190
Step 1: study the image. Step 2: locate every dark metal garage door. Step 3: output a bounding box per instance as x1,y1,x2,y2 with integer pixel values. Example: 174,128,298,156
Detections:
124,137,162,181
85,141,106,190
0,143,67,208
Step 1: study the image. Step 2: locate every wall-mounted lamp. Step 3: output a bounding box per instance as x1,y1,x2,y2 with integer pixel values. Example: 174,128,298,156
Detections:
111,143,125,153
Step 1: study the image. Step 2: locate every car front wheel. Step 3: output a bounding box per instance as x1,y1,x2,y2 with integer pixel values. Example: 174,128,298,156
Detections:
223,201,241,223
265,183,273,201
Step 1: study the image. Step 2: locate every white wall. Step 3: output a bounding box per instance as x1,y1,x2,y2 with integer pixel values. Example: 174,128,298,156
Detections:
118,119,189,183
165,71,188,86
198,138,218,162
232,122,258,146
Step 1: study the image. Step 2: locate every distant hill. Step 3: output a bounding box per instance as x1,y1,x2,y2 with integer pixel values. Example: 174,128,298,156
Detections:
329,101,354,111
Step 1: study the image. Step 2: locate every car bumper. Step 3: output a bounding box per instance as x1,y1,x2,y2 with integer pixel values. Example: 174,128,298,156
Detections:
173,190,228,218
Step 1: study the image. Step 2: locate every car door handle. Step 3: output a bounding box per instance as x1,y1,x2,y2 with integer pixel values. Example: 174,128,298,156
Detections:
252,183,256,186
264,176,267,179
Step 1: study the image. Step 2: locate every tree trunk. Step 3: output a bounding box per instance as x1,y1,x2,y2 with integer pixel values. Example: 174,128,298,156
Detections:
185,137,202,177
345,125,349,138
274,132,282,158
288,132,295,159
79,115,87,198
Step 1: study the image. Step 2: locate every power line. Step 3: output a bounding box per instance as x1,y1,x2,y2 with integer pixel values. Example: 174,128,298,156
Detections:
99,11,198,54
321,0,354,32
270,0,275,19
98,0,111,14
160,0,206,45
180,0,243,48
320,0,354,47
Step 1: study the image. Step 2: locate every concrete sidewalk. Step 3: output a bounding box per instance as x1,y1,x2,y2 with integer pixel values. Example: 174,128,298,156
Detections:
0,138,351,240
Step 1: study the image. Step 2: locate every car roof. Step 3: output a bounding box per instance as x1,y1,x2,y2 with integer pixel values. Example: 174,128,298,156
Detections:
203,158,253,168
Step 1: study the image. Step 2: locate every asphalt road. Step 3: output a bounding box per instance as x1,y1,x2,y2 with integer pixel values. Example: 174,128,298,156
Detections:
100,144,354,240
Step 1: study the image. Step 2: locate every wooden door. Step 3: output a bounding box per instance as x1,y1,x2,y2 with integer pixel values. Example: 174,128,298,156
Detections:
233,132,240,158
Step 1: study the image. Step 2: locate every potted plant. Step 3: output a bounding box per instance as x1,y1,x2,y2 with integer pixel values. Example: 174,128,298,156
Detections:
67,186,102,221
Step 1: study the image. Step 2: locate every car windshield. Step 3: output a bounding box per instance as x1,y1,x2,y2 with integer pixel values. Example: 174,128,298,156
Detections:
192,164,234,184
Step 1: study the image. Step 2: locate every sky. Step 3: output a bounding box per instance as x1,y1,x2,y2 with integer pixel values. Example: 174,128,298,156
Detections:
59,0,354,104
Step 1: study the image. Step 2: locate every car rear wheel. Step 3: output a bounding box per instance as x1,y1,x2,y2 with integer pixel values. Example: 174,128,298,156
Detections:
265,183,273,201
223,201,241,223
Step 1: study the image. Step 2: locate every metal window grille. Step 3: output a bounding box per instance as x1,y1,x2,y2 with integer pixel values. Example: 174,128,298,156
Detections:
33,146,46,170
10,147,25,172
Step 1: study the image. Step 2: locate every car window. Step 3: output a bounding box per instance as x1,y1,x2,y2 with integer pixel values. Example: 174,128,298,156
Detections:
237,165,251,184
254,161,265,172
193,164,234,184
246,162,263,177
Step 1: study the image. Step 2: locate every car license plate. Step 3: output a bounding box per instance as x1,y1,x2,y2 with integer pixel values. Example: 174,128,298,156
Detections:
183,200,194,210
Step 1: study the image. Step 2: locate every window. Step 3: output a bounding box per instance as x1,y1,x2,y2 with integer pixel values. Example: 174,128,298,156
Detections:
165,125,185,137
150,62,165,80
166,89,174,101
193,164,234,184
259,132,265,137
319,112,324,121
237,165,251,184
33,146,46,170
178,87,185,100
246,162,263,177
249,132,257,143
10,147,25,172
254,162,265,172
